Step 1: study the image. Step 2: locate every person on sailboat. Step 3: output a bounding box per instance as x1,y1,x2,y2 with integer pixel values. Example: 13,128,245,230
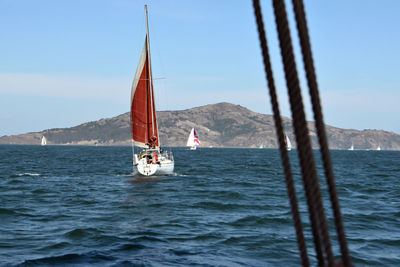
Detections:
139,151,152,164
153,151,159,164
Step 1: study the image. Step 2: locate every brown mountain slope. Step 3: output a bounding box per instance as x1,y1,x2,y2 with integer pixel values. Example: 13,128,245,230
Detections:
1,102,399,150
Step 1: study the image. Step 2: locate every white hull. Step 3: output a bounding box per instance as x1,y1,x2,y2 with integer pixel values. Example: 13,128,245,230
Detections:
135,159,174,176
133,150,174,176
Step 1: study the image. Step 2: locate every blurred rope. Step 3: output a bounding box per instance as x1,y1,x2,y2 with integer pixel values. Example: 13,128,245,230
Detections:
252,0,352,266
252,0,309,266
291,0,351,265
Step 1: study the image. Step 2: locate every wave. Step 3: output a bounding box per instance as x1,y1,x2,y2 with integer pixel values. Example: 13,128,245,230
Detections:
63,228,104,240
11,173,43,178
1,146,399,266
0,207,16,215
17,252,116,266
192,201,251,211
116,173,135,177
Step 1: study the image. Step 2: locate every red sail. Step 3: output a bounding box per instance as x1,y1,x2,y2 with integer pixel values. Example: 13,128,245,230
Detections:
130,36,159,148
193,129,200,145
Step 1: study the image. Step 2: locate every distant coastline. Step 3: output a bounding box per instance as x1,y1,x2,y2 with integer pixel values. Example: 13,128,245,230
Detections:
1,102,399,150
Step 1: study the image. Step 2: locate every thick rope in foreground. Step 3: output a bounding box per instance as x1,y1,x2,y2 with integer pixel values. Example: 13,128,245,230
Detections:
291,1,351,265
252,0,309,266
272,0,335,265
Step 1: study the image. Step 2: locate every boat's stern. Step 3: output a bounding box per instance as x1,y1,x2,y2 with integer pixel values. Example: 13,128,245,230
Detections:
136,158,158,176
134,150,174,176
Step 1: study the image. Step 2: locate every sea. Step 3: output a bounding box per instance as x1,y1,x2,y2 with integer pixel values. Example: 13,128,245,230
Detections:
0,145,399,266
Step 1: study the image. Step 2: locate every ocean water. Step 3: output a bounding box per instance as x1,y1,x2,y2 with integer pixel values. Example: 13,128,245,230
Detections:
0,145,399,266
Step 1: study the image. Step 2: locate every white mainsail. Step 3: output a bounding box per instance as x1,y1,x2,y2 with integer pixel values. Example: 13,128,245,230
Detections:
41,136,47,146
285,135,292,151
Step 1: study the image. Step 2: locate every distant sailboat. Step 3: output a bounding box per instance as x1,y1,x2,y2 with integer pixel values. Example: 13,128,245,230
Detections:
284,134,292,151
376,145,381,151
41,136,47,146
130,5,174,176
348,143,354,151
186,128,200,150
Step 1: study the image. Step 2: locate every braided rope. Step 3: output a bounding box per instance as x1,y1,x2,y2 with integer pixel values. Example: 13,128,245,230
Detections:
272,0,335,265
252,1,309,265
291,0,351,266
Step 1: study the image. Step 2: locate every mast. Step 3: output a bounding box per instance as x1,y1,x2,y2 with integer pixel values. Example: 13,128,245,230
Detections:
130,5,161,149
144,5,158,147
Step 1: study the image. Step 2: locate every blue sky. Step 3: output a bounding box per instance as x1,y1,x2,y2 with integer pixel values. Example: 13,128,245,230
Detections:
1,0,399,136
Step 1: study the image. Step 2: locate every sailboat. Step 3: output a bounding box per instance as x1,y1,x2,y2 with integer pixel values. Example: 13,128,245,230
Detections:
186,128,200,150
348,143,354,151
376,145,381,151
130,5,174,176
284,134,292,151
41,136,47,146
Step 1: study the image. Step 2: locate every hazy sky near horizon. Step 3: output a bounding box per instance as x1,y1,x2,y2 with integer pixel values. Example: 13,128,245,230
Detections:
1,0,400,136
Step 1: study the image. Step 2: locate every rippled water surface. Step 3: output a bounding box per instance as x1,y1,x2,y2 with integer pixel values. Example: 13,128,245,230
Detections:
0,145,399,266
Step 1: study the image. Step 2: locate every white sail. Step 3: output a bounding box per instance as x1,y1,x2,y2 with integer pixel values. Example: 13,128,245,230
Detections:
286,135,292,151
186,128,200,150
348,143,354,150
377,145,381,151
41,136,47,146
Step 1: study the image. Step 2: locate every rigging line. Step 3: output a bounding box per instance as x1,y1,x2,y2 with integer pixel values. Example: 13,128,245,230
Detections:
272,0,335,265
145,5,157,144
145,37,150,145
146,3,168,152
291,0,351,265
252,1,309,266
131,139,135,172
130,115,138,173
130,91,135,169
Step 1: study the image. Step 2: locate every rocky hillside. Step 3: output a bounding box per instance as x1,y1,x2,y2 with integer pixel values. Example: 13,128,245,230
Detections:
1,102,399,150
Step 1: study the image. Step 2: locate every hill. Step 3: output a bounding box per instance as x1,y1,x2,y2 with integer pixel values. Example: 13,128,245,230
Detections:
1,102,399,150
